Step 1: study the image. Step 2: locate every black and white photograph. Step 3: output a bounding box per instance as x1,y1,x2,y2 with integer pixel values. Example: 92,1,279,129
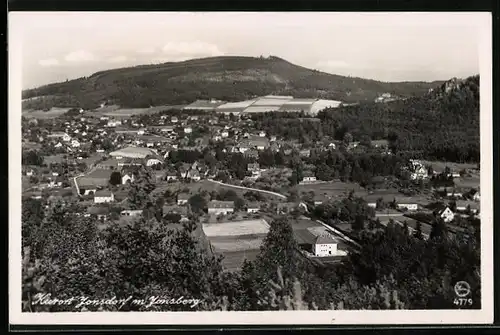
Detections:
9,11,493,325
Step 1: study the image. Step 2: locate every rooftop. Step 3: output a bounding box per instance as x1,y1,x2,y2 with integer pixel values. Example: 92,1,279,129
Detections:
208,200,235,209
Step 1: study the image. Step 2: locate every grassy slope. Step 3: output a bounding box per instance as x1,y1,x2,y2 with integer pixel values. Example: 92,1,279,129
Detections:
22,56,443,109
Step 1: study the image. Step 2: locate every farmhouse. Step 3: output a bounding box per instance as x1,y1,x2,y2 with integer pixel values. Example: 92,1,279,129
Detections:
301,171,317,183
121,173,135,184
396,202,419,211
93,190,114,204
121,209,143,217
438,207,455,223
314,234,339,257
247,202,260,214
187,169,201,181
208,200,235,215
177,193,190,206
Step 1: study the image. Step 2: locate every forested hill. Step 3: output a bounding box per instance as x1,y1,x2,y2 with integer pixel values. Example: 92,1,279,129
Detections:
318,75,480,162
22,56,442,110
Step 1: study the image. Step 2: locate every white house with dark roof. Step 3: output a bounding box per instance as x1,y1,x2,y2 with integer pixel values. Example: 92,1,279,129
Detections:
208,200,234,215
301,171,317,183
247,202,260,214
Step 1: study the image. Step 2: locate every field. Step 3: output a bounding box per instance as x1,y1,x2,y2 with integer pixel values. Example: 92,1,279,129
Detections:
296,180,367,198
209,235,265,252
203,219,269,271
22,107,72,119
84,104,185,118
421,160,478,173
219,249,261,271
202,219,269,237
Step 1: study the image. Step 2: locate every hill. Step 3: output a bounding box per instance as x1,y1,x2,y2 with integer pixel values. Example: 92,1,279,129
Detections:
319,75,480,162
22,56,443,110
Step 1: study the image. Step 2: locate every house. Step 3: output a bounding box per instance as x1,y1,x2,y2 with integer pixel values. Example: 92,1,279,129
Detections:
446,191,463,199
472,190,480,202
187,169,201,181
221,131,229,138
456,201,479,214
107,120,122,127
184,127,193,134
177,193,190,206
208,200,235,215
314,233,338,257
160,126,175,133
165,170,178,181
247,202,260,214
396,203,419,211
313,194,328,206
137,129,146,135
258,131,266,137
171,116,179,123
83,188,97,196
25,169,34,176
121,173,135,184
299,149,311,158
408,160,429,180
438,206,455,223
94,190,114,204
243,149,259,159
328,142,336,150
301,171,317,183
247,163,261,178
54,142,64,149
120,209,143,217
146,157,163,167
238,143,251,153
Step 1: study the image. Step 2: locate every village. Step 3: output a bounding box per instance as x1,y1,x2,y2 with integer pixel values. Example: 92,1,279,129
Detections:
21,97,481,272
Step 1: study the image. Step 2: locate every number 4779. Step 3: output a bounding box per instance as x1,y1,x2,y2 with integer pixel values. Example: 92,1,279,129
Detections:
454,298,473,306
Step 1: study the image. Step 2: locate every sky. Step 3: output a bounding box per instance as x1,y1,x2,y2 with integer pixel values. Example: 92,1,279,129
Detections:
10,12,485,89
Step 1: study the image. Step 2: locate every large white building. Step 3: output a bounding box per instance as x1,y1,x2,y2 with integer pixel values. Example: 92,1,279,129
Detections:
313,234,338,257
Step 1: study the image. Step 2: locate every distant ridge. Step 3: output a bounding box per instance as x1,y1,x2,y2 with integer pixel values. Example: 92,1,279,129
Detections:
22,55,445,110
